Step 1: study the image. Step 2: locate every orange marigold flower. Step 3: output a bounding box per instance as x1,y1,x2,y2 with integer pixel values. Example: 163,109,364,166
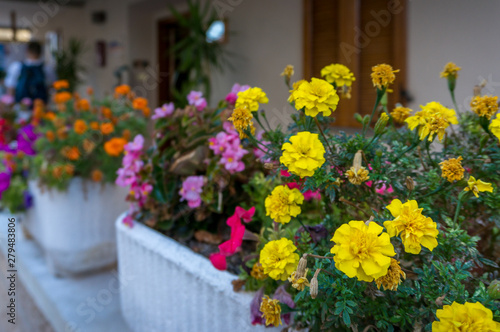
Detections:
90,121,99,130
76,98,90,111
33,106,44,119
132,97,148,110
44,112,56,121
57,127,68,140
83,139,96,154
64,164,75,176
54,92,72,104
46,131,55,142
102,107,113,119
115,84,131,96
52,166,64,179
53,80,69,90
62,146,80,160
104,138,127,157
34,99,44,107
142,107,150,117
91,169,103,182
100,122,114,135
73,119,88,134
87,87,94,96
122,129,131,141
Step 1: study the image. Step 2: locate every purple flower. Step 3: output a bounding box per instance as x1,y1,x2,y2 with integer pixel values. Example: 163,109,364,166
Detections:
23,190,33,209
273,285,295,325
179,176,205,208
0,172,11,199
16,125,38,156
225,83,250,105
187,91,207,111
152,102,175,119
250,287,265,325
0,95,14,105
125,134,144,154
21,98,32,107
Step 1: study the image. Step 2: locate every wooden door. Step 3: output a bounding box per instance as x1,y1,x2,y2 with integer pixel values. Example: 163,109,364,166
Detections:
303,0,408,127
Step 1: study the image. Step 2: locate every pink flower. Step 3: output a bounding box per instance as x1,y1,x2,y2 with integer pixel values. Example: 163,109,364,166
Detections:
225,83,250,104
375,183,394,195
235,206,255,223
253,131,271,162
220,149,247,173
0,95,14,105
21,98,32,107
179,175,205,208
125,134,144,153
303,189,322,201
187,91,207,111
123,214,134,227
209,253,227,270
218,223,245,255
152,102,175,119
281,170,291,177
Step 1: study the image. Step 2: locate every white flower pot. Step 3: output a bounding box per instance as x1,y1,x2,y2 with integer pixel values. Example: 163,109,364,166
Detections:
116,214,280,332
23,178,128,276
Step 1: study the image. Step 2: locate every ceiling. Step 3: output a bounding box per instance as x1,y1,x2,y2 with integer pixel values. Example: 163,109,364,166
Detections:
1,0,86,6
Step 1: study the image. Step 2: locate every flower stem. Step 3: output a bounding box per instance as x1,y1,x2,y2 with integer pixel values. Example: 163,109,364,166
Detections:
314,117,335,157
453,199,462,227
305,254,334,260
362,87,386,138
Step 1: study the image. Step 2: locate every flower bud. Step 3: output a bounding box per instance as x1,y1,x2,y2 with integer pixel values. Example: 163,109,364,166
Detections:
363,115,371,125
375,149,383,157
488,280,500,299
264,163,278,170
296,255,308,278
353,150,363,171
354,113,363,123
406,176,415,191
310,268,320,299
374,113,389,135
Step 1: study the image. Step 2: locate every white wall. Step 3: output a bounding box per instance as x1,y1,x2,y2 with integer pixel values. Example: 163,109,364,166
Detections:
407,0,500,112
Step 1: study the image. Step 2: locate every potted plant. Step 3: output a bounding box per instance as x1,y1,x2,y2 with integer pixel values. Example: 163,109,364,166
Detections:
22,81,147,276
115,85,283,331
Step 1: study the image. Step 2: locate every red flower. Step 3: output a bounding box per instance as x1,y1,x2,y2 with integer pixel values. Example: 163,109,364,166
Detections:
209,253,227,270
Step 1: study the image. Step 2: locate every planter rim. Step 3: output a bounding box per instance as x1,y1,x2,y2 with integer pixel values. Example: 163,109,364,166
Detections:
116,213,246,297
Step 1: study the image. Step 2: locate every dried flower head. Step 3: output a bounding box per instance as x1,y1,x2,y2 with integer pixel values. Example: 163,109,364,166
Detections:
346,150,369,185
260,296,281,327
440,156,465,182
250,262,267,280
470,95,499,120
288,270,310,291
280,65,294,80
375,258,406,291
310,269,320,299
228,107,255,139
371,64,399,90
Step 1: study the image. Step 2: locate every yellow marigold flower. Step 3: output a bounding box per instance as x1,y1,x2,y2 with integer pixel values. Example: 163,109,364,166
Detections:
432,302,500,332
292,78,340,117
73,119,87,135
346,150,369,185
405,101,458,142
250,262,267,280
260,296,281,327
260,238,299,281
384,199,439,254
331,221,395,281
464,176,493,198
391,106,412,124
371,64,399,90
235,87,269,112
440,156,464,182
280,65,294,80
440,62,461,79
320,63,356,87
375,258,406,291
288,270,310,291
490,113,500,142
280,132,325,178
470,95,499,120
288,80,307,103
53,80,69,90
228,107,255,139
265,185,304,224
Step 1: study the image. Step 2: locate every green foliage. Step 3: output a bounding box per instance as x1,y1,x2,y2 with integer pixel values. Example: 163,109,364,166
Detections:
53,38,86,92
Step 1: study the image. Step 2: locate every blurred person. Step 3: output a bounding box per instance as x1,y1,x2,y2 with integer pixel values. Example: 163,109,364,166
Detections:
4,41,55,105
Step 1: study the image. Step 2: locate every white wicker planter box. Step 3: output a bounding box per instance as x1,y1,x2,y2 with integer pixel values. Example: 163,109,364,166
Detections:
23,178,128,276
116,214,280,332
